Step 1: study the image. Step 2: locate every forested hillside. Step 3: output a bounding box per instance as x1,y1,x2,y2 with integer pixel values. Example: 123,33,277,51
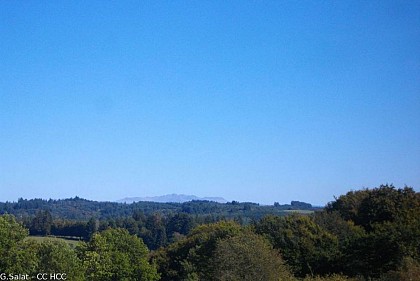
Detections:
1,185,419,281
0,197,316,220
0,197,317,251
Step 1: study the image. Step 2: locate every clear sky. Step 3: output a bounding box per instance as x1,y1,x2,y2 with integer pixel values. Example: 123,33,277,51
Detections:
1,1,419,205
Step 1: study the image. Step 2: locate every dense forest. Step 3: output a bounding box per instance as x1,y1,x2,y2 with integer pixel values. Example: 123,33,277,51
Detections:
1,184,419,280
0,197,317,220
0,197,317,250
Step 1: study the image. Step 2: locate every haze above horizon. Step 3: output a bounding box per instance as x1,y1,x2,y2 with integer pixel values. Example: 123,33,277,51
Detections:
1,1,419,206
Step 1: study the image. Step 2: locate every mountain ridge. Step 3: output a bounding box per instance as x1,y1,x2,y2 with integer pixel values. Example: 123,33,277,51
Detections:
117,193,228,204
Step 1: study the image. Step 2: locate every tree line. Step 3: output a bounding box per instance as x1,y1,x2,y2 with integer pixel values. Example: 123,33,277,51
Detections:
1,184,419,280
0,197,317,221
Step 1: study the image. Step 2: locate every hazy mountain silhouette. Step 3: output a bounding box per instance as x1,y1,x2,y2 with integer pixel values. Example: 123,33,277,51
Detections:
117,194,227,204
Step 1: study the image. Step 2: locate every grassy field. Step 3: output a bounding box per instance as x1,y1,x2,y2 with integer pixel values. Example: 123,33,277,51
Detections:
25,235,83,248
282,209,314,214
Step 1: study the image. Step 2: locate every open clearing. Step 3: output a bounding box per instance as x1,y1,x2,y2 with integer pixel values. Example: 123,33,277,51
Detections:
25,235,82,248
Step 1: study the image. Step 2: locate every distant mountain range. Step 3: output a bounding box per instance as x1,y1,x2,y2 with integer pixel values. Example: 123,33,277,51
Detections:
117,194,228,204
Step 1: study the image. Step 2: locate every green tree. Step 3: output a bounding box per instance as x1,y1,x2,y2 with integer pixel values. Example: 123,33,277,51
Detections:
325,185,420,278
36,239,84,280
212,231,295,281
154,220,242,281
0,214,30,272
142,213,167,250
5,240,39,275
313,210,366,274
380,257,420,281
30,210,53,235
167,213,194,241
254,214,339,277
326,185,420,232
86,217,99,240
0,214,28,249
77,228,159,281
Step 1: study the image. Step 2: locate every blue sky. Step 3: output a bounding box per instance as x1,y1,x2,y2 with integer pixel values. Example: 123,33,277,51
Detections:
1,1,419,205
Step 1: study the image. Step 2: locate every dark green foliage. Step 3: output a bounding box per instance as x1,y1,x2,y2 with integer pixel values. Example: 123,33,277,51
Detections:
326,185,420,232
291,201,312,209
380,257,420,281
0,197,317,221
154,221,243,280
143,213,168,250
1,197,317,250
325,185,420,278
313,211,364,244
86,217,99,240
254,214,339,277
166,213,195,241
212,231,294,281
313,210,366,274
30,210,53,235
50,220,88,238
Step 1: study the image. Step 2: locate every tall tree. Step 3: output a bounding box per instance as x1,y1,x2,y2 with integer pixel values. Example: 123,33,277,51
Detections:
212,231,295,281
86,217,99,240
30,210,53,235
77,228,159,281
154,221,242,281
254,214,339,277
0,214,29,272
166,213,194,242
325,185,420,278
37,239,84,281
